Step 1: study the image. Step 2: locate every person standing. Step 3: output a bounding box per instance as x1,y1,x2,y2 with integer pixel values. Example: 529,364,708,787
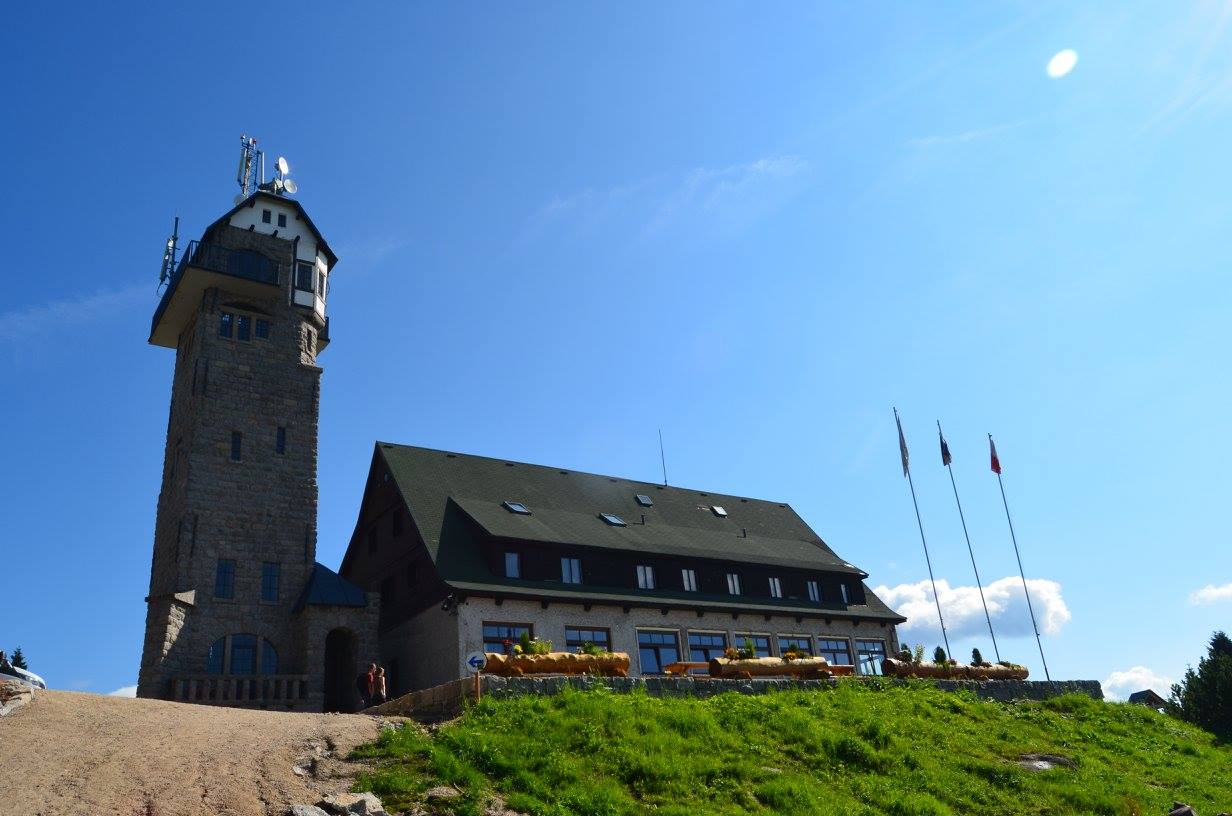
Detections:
355,662,376,710
373,666,387,706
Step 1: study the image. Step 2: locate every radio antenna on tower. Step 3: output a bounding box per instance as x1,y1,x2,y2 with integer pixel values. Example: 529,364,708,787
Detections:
157,216,179,292
235,134,261,201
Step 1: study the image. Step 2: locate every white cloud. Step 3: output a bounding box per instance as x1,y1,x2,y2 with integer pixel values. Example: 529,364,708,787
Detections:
0,283,148,341
108,685,137,697
1046,49,1078,79
907,120,1027,148
521,155,809,244
1102,666,1173,702
871,576,1071,640
1189,582,1232,605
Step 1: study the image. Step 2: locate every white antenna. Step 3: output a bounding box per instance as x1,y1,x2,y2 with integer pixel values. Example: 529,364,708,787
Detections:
272,155,297,196
283,178,298,194
276,156,290,176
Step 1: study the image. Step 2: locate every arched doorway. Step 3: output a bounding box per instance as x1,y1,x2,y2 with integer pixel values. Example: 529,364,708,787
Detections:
323,628,359,712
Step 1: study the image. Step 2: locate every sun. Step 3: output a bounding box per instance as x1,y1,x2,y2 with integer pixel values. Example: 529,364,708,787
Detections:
1047,49,1078,79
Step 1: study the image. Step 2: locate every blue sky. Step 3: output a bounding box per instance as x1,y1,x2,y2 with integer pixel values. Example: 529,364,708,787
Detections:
2,2,1230,699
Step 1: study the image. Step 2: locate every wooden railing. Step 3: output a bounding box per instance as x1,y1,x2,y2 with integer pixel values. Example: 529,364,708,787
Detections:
171,674,309,706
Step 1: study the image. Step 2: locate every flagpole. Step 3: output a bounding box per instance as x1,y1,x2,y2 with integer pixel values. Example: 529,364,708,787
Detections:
896,409,951,661
939,421,1000,663
990,434,1052,683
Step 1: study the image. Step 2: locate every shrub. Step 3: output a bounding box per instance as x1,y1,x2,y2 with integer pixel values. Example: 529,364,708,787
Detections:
912,644,925,665
933,646,947,664
971,648,984,667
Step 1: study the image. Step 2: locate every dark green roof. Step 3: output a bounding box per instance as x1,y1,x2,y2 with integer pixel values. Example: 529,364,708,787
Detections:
377,443,903,622
294,562,368,612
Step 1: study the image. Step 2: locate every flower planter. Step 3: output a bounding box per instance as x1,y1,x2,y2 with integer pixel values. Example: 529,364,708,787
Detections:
707,656,833,679
482,651,631,677
881,658,1029,681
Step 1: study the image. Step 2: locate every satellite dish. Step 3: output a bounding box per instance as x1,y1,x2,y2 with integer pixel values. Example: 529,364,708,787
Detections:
283,178,298,195
234,193,246,205
276,156,290,176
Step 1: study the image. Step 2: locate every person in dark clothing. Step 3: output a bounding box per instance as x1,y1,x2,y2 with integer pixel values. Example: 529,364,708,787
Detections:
355,662,377,710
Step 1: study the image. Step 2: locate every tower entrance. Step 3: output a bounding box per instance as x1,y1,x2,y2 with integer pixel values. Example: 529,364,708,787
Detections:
323,627,359,712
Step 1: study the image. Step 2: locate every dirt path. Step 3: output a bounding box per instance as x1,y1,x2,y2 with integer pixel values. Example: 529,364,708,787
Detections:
0,688,385,816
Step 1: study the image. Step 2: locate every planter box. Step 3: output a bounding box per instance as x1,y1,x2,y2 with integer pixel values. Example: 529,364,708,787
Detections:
483,651,631,677
708,656,833,679
881,658,1029,681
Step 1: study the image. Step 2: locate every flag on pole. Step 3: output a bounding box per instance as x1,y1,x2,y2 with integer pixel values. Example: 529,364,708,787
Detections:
895,409,910,477
989,436,1002,474
939,428,952,466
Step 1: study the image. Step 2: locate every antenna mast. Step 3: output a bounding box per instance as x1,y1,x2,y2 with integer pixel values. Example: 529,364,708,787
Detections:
158,216,179,291
658,429,668,486
236,134,261,199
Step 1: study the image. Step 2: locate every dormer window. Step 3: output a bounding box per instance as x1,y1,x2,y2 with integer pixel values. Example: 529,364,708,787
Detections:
502,501,531,515
504,552,521,579
636,565,656,589
807,580,820,603
600,513,627,527
768,577,782,598
840,583,851,604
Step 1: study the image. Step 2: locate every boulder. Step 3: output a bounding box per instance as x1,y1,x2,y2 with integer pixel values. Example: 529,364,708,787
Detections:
317,792,387,815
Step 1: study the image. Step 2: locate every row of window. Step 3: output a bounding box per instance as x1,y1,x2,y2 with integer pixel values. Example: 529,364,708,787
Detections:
504,498,730,525
294,261,327,297
219,311,271,342
261,209,288,228
228,427,288,461
480,622,887,676
206,633,279,675
502,551,851,604
214,559,281,603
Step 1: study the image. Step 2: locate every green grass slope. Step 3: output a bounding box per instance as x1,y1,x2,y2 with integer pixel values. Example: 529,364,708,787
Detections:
352,682,1231,816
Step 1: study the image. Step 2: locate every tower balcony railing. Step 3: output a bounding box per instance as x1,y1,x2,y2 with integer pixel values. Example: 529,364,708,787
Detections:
171,673,309,708
151,240,286,340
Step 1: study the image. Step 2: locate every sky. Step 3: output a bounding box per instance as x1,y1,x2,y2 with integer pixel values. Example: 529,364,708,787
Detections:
1,2,1230,701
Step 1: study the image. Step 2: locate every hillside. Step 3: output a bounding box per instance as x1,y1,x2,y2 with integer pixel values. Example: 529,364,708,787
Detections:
0,688,381,816
352,682,1232,816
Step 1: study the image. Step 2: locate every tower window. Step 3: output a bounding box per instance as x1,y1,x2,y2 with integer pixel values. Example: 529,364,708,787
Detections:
255,319,270,340
261,209,272,224
276,426,286,455
214,559,236,599
295,261,315,292
277,213,287,228
236,314,251,342
230,431,242,461
219,312,234,338
261,562,280,602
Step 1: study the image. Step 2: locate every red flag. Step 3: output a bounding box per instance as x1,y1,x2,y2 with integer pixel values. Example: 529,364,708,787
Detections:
989,436,1002,474
895,409,909,477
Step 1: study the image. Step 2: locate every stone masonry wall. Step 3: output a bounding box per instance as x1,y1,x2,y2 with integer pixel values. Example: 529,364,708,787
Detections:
367,674,1104,719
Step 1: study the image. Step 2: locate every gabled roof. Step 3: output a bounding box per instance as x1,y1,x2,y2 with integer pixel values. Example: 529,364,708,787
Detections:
204,191,338,268
368,443,904,622
294,562,368,612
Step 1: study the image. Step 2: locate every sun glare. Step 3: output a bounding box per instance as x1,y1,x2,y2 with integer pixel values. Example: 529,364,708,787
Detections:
1047,49,1078,79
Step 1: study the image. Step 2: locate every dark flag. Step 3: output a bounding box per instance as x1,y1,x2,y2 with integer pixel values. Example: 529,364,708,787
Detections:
989,436,1002,474
939,429,952,466
895,409,909,477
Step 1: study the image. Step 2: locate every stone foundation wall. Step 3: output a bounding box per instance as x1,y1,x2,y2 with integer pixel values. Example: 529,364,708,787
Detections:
366,674,1104,719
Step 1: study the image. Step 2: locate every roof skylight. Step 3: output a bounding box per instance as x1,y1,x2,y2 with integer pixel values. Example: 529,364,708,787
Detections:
712,505,728,517
599,513,627,527
503,501,532,515
635,494,654,507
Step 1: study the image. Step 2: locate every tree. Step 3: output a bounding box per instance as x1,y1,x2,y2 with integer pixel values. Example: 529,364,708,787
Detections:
933,646,947,664
1168,631,1232,741
11,646,27,670
971,648,984,667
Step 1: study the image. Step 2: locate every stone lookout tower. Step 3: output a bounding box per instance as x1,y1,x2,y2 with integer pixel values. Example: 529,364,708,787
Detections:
137,143,377,711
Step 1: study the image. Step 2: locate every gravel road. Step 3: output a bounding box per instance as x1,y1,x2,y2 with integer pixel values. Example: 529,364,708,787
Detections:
0,688,383,816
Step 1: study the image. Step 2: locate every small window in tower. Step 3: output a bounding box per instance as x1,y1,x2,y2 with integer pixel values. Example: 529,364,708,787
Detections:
277,213,287,228
261,562,280,602
255,319,270,340
214,559,236,599
318,271,326,296
276,426,286,455
295,261,315,292
236,314,251,342
219,312,234,338
262,209,272,224
230,431,242,462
